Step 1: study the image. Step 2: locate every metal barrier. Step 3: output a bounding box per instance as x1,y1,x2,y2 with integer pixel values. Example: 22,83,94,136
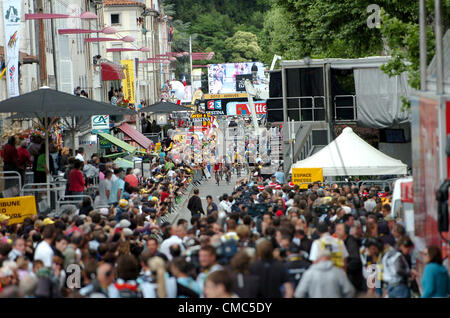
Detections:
0,170,22,197
56,195,93,211
357,179,396,191
21,183,63,214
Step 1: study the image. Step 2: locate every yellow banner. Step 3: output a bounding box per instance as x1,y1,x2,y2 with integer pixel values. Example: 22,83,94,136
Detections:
121,59,136,104
0,196,37,225
292,168,324,189
203,93,247,99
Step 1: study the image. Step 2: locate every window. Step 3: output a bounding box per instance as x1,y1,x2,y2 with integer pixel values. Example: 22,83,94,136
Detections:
111,14,120,25
112,52,121,65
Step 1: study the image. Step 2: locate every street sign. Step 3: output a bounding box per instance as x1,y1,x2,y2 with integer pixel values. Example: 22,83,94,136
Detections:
91,115,110,134
0,196,37,225
292,168,324,189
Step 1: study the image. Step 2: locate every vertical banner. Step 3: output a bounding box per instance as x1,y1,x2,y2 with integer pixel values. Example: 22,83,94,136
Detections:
120,59,136,104
3,0,22,97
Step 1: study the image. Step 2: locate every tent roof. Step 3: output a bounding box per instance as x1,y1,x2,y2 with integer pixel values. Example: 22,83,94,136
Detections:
0,87,135,117
118,122,152,149
291,127,407,176
98,132,136,154
139,101,193,114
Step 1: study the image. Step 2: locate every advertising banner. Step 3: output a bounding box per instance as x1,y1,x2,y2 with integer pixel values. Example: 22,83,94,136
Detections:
292,168,324,189
3,0,22,97
121,59,136,104
226,101,267,116
208,62,265,94
0,196,37,225
204,98,266,116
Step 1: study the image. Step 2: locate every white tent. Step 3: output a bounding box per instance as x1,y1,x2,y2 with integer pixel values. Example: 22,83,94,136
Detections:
291,127,408,176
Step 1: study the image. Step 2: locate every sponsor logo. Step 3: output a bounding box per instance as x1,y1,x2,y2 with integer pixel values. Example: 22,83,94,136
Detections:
5,6,20,23
207,100,215,110
214,100,222,110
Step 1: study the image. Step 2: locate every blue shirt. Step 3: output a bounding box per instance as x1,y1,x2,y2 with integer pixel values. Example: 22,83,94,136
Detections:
421,262,450,298
274,171,285,184
109,178,125,204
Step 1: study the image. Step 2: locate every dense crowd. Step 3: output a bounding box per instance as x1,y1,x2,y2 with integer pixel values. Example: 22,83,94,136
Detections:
0,132,449,297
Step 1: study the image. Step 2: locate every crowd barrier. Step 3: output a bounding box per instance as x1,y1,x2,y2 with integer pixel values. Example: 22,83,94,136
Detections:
0,170,23,197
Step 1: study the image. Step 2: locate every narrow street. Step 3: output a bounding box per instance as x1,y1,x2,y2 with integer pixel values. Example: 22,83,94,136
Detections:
170,173,240,225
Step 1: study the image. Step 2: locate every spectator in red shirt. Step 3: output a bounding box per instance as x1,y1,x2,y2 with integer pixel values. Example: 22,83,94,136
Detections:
2,136,19,189
160,185,170,203
68,160,85,201
124,168,138,188
17,140,31,186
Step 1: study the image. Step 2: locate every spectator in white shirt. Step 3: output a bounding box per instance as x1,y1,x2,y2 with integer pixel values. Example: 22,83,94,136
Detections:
219,194,232,213
34,223,56,268
160,225,186,261
75,147,86,165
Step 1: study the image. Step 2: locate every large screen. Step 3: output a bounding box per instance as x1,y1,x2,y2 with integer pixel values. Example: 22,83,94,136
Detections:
208,62,266,94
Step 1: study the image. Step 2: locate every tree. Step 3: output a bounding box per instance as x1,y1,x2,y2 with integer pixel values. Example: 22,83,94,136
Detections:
223,31,262,62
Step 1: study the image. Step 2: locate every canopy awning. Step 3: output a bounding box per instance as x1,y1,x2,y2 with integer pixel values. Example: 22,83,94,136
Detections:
99,132,136,154
101,62,125,81
139,101,193,113
291,127,408,176
118,122,152,149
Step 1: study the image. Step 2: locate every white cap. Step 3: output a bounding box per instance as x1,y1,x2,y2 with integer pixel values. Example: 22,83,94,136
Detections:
119,219,131,229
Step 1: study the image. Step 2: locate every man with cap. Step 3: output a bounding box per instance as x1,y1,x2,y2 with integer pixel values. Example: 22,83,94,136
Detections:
294,248,355,298
285,243,311,289
0,214,10,230
115,199,129,222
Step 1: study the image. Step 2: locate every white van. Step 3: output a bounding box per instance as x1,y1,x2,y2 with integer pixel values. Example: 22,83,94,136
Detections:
390,177,414,235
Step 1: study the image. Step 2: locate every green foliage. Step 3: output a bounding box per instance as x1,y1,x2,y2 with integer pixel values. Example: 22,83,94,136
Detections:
163,0,270,63
223,31,262,62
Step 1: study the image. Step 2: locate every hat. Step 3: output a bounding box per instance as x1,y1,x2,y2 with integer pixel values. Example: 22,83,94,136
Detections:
100,208,109,216
42,218,55,226
0,214,10,223
151,197,158,202
269,182,276,188
253,172,258,177
123,228,133,237
316,248,331,259
119,199,129,208
289,182,295,188
275,184,282,190
275,210,284,217
119,219,131,229
258,185,265,191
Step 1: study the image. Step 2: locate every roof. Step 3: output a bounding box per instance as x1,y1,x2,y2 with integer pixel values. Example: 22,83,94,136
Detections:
103,0,146,7
291,127,407,176
0,46,38,64
281,56,394,69
118,122,152,149
0,87,135,117
98,132,137,154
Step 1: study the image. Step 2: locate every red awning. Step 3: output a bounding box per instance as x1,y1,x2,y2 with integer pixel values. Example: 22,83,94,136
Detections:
401,181,413,203
101,62,125,81
118,122,152,149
